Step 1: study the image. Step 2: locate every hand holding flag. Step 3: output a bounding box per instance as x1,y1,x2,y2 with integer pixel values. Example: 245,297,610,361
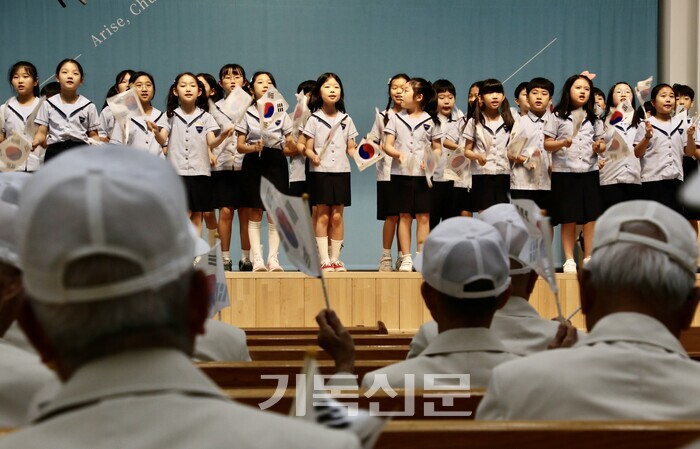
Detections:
107,87,145,130
221,86,253,124
422,144,438,188
443,148,469,181
353,138,382,171
603,128,631,163
23,97,44,139
635,76,653,117
291,91,311,141
0,132,31,171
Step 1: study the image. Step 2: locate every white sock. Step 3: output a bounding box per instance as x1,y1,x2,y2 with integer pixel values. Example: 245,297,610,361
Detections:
398,251,404,261
223,251,230,261
206,228,217,247
316,237,329,262
248,221,262,259
268,223,280,257
241,250,250,261
382,248,391,257
330,239,343,261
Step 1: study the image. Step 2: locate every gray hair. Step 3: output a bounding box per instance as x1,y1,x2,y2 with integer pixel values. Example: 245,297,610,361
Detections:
587,241,695,312
29,255,193,370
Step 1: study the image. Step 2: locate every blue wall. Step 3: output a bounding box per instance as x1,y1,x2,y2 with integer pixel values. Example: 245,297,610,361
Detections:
1,0,657,269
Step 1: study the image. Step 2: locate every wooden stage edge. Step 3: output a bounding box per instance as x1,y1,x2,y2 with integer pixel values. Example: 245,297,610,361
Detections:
216,272,700,333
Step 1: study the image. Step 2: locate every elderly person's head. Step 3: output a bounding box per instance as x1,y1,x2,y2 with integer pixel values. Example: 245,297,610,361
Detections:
580,200,699,335
0,172,31,336
15,147,211,380
415,217,511,329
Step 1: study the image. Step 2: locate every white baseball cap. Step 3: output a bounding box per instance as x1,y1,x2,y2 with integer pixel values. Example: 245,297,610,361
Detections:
478,203,533,275
414,217,511,299
593,200,698,275
16,145,209,304
0,172,31,269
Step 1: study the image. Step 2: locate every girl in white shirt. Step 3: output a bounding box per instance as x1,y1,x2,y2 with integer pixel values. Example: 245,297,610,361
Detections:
1,61,44,171
109,71,168,157
164,72,232,234
543,74,605,273
236,71,293,272
32,59,100,162
383,78,442,272
634,83,697,214
373,73,409,272
303,72,358,272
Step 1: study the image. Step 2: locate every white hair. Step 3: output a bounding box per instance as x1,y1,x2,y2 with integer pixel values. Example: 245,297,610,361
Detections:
29,255,193,369
587,241,694,312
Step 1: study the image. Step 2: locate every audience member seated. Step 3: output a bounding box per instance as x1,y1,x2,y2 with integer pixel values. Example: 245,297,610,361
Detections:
318,217,520,389
0,147,359,449
408,203,573,358
476,200,700,420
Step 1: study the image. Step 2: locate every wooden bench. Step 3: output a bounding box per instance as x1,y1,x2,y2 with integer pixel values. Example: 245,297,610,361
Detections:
249,345,408,362
198,360,391,388
225,388,483,419
246,334,414,347
374,420,700,449
243,321,388,336
4,421,700,448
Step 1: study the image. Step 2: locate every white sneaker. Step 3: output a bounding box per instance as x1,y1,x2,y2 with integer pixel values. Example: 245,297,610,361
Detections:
562,259,577,273
395,255,403,272
378,254,393,272
321,259,335,272
252,255,268,272
582,256,591,267
267,254,283,272
399,255,413,272
331,260,347,272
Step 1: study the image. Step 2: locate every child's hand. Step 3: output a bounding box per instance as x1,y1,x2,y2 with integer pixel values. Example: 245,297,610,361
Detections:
562,137,573,148
592,138,605,154
397,153,404,164
223,127,234,139
644,121,653,139
598,159,605,169
209,152,217,166
254,140,264,152
31,136,42,150
478,153,487,166
146,120,159,134
420,160,426,171
311,155,321,166
688,124,696,139
516,155,528,164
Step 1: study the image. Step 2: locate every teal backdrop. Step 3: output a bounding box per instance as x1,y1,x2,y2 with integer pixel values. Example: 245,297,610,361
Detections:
1,0,657,269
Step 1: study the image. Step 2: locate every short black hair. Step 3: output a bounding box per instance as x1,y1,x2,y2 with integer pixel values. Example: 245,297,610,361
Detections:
526,77,554,96
514,82,528,99
433,79,456,96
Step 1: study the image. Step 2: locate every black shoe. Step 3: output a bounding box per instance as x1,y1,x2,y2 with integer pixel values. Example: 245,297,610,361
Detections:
239,258,253,272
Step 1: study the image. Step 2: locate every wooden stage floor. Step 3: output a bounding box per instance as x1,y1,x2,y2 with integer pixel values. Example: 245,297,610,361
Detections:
216,272,680,332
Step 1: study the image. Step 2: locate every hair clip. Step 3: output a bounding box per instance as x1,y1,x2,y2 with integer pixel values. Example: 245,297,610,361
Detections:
580,70,596,81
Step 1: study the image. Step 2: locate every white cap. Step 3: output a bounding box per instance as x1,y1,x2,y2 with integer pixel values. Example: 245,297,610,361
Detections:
0,172,31,269
478,203,533,275
414,217,511,299
17,145,208,304
593,200,698,275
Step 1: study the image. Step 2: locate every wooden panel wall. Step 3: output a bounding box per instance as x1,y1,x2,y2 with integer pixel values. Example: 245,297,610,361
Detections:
216,272,672,332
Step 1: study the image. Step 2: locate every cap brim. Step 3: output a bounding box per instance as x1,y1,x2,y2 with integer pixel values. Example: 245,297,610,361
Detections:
681,172,700,210
188,223,211,258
